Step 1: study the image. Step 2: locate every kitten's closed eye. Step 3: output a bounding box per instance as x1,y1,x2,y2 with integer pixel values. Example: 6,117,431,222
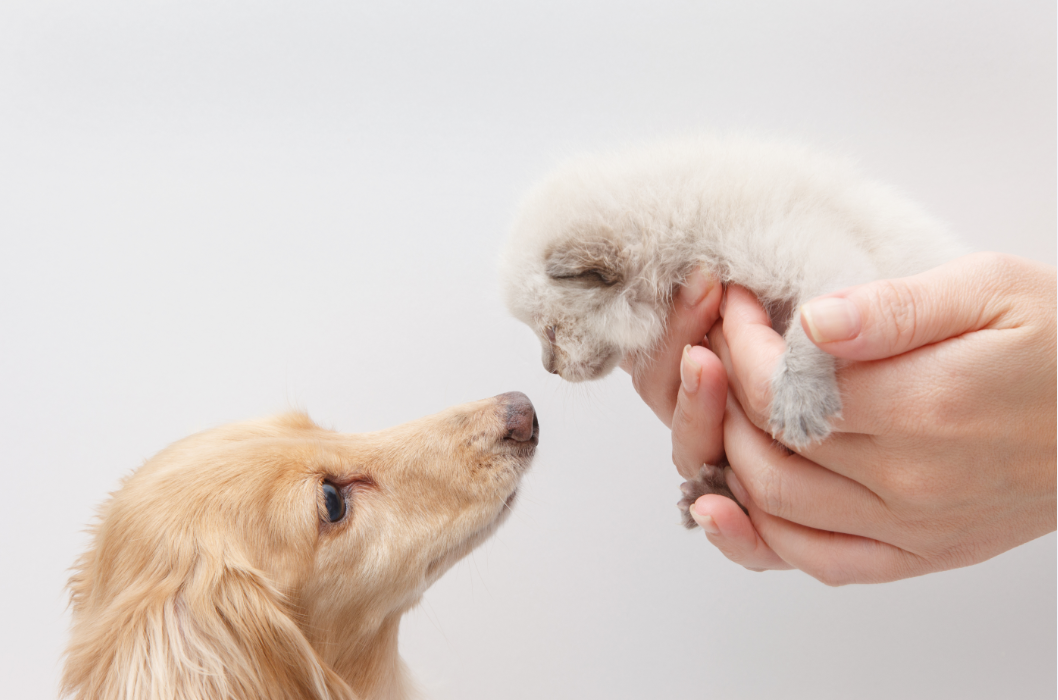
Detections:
544,230,627,288
503,135,963,512
546,266,619,287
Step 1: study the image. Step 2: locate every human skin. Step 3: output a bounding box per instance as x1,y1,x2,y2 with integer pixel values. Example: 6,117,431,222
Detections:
623,252,1057,584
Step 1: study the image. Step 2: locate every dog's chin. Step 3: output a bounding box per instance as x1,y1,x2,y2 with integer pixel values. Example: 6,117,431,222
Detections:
424,492,518,582
501,438,538,474
423,440,532,582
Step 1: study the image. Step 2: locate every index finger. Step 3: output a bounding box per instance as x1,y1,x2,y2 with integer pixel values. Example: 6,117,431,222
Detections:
623,269,723,428
671,343,727,478
800,253,1037,361
709,285,785,432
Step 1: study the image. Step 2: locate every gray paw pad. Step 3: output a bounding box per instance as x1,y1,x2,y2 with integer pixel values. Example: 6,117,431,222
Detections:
677,462,746,529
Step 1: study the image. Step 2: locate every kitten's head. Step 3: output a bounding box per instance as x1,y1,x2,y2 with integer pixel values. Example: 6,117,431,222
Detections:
500,174,668,382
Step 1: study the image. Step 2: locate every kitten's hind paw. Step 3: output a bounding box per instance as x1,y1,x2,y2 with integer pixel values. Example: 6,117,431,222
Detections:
678,462,746,529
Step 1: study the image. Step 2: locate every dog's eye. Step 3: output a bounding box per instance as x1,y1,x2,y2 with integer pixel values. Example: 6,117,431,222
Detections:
322,482,346,522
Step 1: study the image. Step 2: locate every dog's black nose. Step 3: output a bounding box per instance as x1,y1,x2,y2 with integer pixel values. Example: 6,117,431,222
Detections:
497,391,538,443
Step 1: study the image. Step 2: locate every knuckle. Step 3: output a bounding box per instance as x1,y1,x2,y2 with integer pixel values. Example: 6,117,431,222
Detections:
964,252,1027,308
743,464,786,517
870,279,921,353
871,455,934,500
967,250,1016,279
877,462,960,507
670,445,692,476
712,540,745,563
875,466,924,498
887,382,965,441
920,380,972,432
712,539,766,572
743,374,773,424
808,559,855,587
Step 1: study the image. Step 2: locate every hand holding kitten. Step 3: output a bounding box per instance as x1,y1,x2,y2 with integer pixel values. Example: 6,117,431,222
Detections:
631,253,1057,584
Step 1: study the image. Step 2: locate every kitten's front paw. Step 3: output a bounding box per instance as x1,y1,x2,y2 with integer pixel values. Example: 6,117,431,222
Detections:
678,462,745,529
768,366,842,450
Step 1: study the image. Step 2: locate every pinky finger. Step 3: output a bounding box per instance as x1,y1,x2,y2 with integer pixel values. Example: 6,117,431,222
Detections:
690,494,793,572
750,507,926,585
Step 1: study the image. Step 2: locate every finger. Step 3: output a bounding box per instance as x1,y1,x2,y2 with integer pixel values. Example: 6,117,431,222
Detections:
709,285,785,431
747,507,928,585
625,268,722,428
689,494,792,572
722,388,933,584
800,253,1022,361
671,344,727,478
798,332,995,443
723,396,891,537
712,288,870,436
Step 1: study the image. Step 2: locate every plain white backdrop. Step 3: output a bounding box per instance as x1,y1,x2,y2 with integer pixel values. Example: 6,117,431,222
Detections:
1,2,1054,698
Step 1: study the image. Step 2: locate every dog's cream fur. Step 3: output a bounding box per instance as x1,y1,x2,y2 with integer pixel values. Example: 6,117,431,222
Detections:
63,394,538,700
502,135,965,453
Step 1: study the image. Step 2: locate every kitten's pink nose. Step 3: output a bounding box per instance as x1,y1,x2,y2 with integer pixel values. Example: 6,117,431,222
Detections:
497,392,539,444
543,327,559,374
543,353,559,374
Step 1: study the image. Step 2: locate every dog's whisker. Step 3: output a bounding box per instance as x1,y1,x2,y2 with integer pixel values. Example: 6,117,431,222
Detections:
415,598,452,646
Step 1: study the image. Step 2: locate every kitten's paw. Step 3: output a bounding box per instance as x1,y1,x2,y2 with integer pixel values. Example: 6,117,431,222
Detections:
768,369,841,450
678,462,745,529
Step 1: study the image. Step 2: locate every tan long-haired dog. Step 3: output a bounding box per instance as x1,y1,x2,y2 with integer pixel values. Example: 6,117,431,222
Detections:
63,392,539,700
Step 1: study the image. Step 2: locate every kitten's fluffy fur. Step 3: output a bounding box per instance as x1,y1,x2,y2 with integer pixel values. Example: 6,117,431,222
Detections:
501,136,964,515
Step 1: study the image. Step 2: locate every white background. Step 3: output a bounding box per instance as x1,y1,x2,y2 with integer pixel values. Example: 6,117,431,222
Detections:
1,2,1054,698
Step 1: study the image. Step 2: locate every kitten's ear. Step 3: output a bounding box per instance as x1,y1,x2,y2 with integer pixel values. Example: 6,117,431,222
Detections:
545,227,627,288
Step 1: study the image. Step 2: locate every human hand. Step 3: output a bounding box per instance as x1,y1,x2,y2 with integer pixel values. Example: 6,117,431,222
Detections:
681,252,1056,583
620,268,726,438
621,267,791,568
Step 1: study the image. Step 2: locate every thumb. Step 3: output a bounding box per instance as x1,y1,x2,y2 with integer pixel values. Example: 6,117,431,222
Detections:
799,253,1011,361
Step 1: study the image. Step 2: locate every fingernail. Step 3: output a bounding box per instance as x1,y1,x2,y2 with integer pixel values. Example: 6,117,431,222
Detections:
680,345,701,394
692,502,721,535
725,468,748,505
682,270,715,309
801,297,861,344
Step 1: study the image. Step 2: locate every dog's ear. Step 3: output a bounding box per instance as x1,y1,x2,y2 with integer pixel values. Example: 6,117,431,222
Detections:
544,227,627,288
63,555,355,700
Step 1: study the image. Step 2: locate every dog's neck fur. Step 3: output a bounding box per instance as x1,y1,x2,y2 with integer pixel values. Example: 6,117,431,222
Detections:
327,615,414,700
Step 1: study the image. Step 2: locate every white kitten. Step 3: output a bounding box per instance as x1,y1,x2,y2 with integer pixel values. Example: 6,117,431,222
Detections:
500,136,966,522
